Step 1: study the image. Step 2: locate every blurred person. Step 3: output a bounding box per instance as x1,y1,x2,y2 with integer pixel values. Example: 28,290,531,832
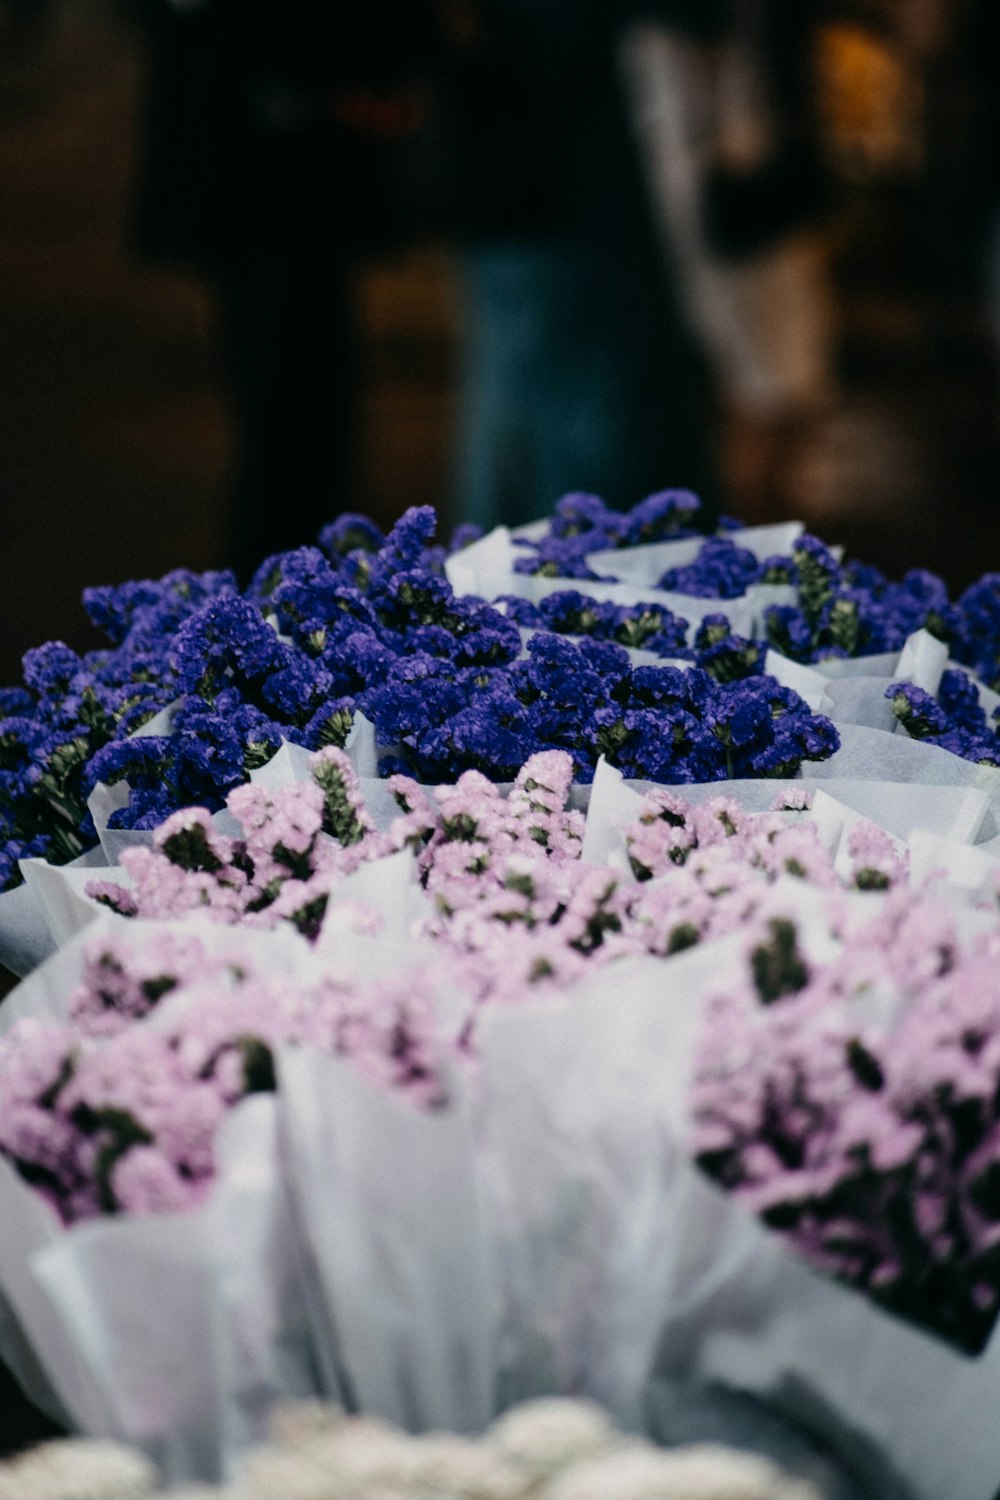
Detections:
621,0,838,522
435,0,727,534
130,0,437,580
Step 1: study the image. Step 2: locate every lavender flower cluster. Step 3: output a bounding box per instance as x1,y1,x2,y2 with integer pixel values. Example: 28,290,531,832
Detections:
365,634,836,786
2,750,919,1228
87,747,384,942
91,755,904,1005
692,893,1000,1353
0,932,443,1224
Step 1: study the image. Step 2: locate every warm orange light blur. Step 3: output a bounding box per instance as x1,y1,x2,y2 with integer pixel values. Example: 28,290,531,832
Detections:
816,23,922,180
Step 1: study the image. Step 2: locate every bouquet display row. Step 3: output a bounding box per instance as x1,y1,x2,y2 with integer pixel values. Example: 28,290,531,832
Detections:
5,490,1000,1498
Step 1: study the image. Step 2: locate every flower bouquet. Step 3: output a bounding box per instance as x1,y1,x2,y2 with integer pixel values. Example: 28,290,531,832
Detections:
4,491,1000,1497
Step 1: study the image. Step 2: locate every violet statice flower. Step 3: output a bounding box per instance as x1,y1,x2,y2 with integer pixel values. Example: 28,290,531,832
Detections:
449,521,484,553
950,574,1000,690
364,633,839,786
0,571,233,882
499,591,692,658
84,700,286,829
82,568,237,650
691,615,764,683
512,533,612,581
318,512,385,560
888,673,1000,767
763,537,960,665
657,537,763,599
512,489,709,577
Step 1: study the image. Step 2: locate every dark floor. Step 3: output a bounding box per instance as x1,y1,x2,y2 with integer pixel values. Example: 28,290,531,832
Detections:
1,0,999,1462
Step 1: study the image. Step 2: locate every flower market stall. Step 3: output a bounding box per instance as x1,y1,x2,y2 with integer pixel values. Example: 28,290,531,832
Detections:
4,490,1000,1497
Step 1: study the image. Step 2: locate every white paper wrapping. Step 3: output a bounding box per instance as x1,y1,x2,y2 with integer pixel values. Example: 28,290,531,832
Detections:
0,847,109,980
472,934,757,1431
648,1164,1000,1500
0,879,60,980
0,918,326,1478
278,1047,494,1434
27,1097,317,1482
310,848,437,986
580,759,989,881
19,855,111,951
585,523,806,585
802,724,1000,841
907,829,1000,901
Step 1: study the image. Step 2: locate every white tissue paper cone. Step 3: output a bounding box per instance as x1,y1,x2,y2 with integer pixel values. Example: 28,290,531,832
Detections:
0,875,76,980
247,739,314,792
309,848,437,985
445,526,517,599
809,652,902,681
83,703,183,867
894,629,949,696
806,631,950,735
87,777,155,866
816,677,899,734
25,1096,317,1484
0,940,80,1037
19,854,119,951
344,713,380,778
473,938,745,1429
803,724,1000,841
585,522,805,587
247,719,379,794
0,843,106,980
648,1163,1000,1500
0,1164,101,1431
278,1047,494,1435
761,651,831,711
579,759,645,873
907,829,1000,901
806,782,989,855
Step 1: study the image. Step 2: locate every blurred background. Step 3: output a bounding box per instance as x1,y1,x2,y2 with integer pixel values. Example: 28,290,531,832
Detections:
0,0,998,688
